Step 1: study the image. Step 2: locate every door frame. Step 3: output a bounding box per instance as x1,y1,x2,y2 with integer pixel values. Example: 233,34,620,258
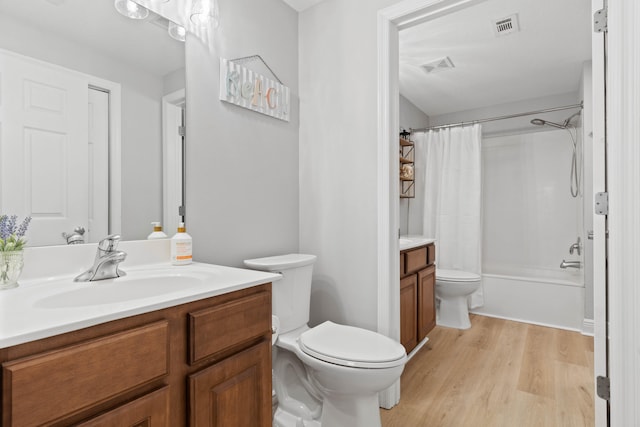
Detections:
87,76,122,237
376,2,639,423
162,88,186,236
606,1,640,426
376,0,488,408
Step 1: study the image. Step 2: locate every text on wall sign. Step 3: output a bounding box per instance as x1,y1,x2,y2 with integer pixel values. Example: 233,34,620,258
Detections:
219,58,290,122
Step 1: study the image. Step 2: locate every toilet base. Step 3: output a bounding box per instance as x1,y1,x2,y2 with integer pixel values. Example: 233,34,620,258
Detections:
437,295,472,329
273,407,321,427
321,393,382,427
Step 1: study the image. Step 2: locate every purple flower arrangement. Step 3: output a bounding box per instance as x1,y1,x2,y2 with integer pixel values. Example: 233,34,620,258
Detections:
0,215,32,251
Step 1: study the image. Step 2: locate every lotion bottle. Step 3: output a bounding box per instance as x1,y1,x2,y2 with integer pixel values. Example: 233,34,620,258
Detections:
171,222,192,265
147,222,168,239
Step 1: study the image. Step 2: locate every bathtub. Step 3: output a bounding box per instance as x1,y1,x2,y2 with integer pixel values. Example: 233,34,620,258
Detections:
470,266,585,332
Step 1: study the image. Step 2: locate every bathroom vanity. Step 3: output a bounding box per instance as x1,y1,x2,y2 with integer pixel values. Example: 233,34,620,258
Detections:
0,242,278,427
399,238,436,354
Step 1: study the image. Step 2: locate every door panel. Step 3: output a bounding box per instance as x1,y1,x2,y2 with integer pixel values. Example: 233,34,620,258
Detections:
0,51,89,246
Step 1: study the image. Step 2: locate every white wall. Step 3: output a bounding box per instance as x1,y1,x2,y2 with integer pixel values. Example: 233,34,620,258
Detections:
185,0,299,267
0,13,169,242
399,95,429,235
399,94,430,131
299,0,398,330
482,130,583,279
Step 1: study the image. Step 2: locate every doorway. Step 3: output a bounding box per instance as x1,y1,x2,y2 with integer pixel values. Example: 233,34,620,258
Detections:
376,2,607,424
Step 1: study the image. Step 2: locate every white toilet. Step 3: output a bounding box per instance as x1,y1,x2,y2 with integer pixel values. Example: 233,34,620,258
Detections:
435,269,481,330
244,254,407,427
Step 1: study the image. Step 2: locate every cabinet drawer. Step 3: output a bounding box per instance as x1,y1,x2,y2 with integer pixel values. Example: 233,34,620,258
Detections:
189,291,271,365
2,321,169,427
77,386,170,427
405,246,428,274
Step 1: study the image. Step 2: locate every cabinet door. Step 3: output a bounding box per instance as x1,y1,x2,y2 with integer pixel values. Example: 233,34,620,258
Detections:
400,275,418,353
189,340,271,427
77,387,169,427
418,265,436,341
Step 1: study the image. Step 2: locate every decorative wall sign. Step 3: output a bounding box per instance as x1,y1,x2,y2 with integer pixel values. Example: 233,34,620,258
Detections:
219,58,290,122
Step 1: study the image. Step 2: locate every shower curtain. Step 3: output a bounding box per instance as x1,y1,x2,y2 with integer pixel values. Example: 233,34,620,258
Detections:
417,124,483,308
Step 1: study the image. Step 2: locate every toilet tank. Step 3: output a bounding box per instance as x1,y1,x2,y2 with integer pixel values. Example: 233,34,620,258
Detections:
244,254,317,334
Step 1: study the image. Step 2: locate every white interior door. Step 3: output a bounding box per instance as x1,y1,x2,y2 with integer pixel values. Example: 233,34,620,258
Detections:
0,51,89,246
591,0,608,425
88,88,109,243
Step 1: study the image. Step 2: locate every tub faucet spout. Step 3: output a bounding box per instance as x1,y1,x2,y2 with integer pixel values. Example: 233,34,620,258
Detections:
560,260,581,269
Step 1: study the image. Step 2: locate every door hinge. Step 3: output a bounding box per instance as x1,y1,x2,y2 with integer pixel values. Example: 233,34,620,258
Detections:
595,192,608,215
594,7,607,33
596,375,610,400
178,126,186,137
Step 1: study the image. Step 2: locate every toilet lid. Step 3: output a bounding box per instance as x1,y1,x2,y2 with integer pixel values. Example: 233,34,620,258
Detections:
436,269,480,282
299,321,406,369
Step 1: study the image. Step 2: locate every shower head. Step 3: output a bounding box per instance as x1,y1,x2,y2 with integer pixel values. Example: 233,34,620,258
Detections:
530,118,566,129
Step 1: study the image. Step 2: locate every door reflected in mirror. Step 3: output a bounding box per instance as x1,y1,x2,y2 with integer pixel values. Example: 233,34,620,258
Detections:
0,0,185,246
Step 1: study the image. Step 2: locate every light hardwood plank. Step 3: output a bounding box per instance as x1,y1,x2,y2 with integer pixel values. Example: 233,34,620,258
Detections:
381,315,595,427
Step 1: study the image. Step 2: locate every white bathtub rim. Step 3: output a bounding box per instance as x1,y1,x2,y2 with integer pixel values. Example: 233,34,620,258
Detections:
482,272,584,288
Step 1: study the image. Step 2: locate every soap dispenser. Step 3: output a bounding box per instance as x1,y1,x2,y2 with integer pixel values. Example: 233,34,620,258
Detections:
171,222,192,265
147,222,168,240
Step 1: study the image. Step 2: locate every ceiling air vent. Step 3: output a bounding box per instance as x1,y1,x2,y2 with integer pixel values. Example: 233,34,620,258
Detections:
420,56,455,74
493,14,520,37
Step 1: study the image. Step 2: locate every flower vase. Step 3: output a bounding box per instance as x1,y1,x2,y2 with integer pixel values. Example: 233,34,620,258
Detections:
0,250,24,290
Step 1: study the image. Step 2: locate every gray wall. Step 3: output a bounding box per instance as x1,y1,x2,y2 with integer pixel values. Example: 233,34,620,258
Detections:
185,0,299,267
399,94,429,131
299,0,400,331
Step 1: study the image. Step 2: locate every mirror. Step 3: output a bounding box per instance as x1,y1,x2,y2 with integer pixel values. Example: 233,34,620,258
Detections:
0,0,185,246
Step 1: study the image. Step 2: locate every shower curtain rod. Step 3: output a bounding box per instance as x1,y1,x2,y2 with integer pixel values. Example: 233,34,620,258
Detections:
410,102,583,133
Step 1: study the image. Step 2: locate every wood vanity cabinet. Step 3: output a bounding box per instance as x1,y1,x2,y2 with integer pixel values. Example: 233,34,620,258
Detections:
400,244,436,353
0,284,272,427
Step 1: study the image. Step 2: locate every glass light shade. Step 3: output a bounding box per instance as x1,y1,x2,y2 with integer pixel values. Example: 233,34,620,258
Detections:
190,0,219,28
168,22,186,42
114,0,149,20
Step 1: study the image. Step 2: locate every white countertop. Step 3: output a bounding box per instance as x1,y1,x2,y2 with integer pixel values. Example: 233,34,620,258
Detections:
399,235,436,251
0,241,280,349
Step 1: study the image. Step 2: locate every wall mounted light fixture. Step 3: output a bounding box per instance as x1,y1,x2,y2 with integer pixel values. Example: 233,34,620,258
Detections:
114,0,149,19
190,0,219,28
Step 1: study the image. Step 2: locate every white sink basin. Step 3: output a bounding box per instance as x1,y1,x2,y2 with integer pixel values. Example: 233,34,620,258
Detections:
34,269,210,308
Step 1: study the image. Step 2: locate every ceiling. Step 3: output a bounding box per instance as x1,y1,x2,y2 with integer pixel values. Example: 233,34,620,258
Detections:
399,0,592,117
0,0,185,77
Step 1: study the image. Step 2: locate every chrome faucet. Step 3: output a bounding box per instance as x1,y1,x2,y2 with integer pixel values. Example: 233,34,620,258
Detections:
560,260,582,269
569,237,582,255
75,235,127,282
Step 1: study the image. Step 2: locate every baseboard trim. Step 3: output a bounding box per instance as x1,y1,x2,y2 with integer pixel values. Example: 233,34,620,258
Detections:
469,311,582,333
581,318,595,336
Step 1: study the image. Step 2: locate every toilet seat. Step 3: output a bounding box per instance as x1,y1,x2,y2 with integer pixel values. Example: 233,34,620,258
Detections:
299,321,406,369
436,269,480,282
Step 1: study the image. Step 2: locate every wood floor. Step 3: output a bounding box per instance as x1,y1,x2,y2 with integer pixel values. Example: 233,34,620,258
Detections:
380,314,594,427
